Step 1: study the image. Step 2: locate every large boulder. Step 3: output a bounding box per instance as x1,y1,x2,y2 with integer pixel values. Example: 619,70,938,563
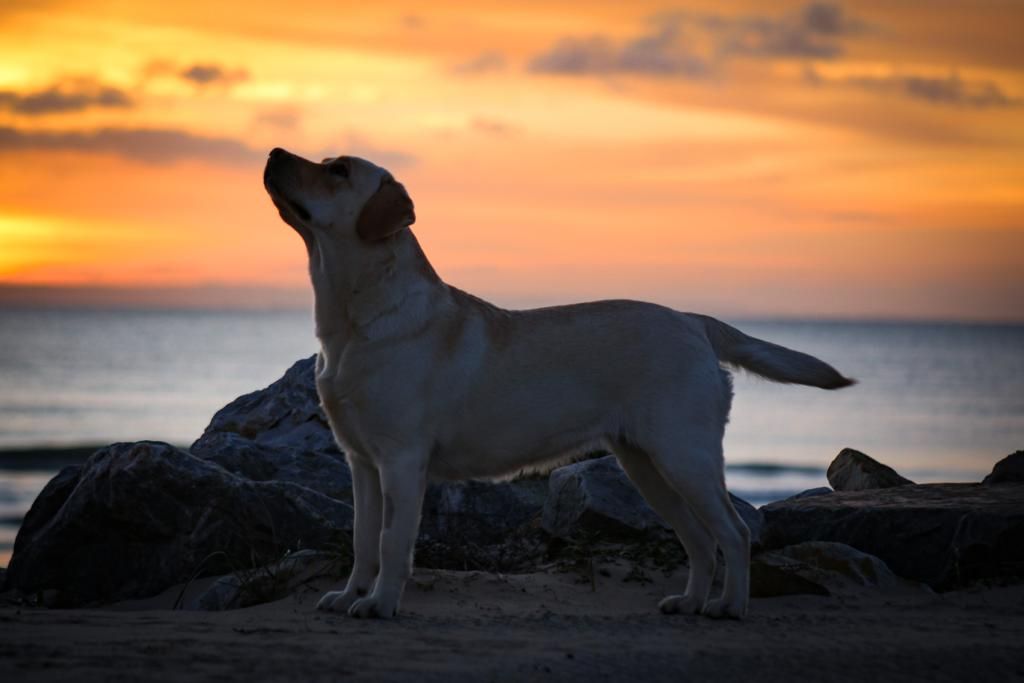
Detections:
761,483,1024,589
5,441,353,606
195,356,333,452
192,432,352,503
541,455,762,547
826,448,913,491
983,451,1024,485
190,356,353,500
542,456,669,538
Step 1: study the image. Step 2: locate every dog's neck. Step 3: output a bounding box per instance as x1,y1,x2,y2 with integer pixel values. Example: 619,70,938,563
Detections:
309,229,444,349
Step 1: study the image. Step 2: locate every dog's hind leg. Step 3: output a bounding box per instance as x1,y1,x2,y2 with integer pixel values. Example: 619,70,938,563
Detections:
615,446,718,615
646,435,750,619
347,452,428,619
318,456,383,613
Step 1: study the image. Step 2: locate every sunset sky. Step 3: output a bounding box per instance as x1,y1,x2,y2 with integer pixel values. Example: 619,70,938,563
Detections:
0,0,1021,320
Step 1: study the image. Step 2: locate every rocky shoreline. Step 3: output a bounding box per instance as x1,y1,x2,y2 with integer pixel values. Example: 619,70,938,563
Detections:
3,355,1022,610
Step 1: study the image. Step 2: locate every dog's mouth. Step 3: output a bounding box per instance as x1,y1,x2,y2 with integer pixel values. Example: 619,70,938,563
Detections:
263,170,312,223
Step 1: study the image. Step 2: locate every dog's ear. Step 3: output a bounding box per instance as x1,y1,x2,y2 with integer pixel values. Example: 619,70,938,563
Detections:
356,176,415,242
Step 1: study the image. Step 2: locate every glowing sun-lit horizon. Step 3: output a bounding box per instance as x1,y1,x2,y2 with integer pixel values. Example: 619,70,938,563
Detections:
1,1,1022,320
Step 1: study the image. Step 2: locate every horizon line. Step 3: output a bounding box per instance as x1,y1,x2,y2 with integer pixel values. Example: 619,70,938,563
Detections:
0,282,1022,326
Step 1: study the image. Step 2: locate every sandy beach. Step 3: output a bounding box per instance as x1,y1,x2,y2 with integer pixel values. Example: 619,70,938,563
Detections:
3,562,1022,682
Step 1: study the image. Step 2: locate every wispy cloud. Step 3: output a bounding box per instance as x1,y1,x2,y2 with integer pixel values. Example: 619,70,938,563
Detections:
0,78,133,115
179,63,249,88
142,60,249,89
451,51,507,75
469,117,519,136
528,3,862,78
808,67,1021,108
708,2,864,60
528,16,709,77
253,106,302,131
0,126,261,164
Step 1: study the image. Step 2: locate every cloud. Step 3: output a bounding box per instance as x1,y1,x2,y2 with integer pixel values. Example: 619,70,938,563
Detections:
528,3,861,78
179,63,249,88
253,106,302,130
529,16,709,77
0,124,418,170
400,14,424,30
0,125,262,165
451,51,507,75
0,79,133,115
470,117,519,136
809,67,1021,108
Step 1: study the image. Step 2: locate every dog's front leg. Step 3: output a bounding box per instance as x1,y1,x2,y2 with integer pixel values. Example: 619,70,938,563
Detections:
317,457,382,613
347,455,427,619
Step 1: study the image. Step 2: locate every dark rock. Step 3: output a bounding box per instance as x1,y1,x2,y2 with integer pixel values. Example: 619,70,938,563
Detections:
751,541,923,597
761,483,1024,589
827,448,913,491
196,356,331,451
542,456,669,538
750,557,831,597
983,450,1024,485
730,493,764,550
540,455,762,547
783,487,833,502
191,356,353,501
10,464,83,559
6,441,352,606
192,432,352,502
420,479,547,544
774,542,926,591
197,549,334,611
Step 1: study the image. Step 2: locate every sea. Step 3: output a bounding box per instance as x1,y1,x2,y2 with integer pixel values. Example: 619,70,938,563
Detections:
1,308,1022,567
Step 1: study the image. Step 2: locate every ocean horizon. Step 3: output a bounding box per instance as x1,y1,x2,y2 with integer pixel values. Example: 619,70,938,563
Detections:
2,307,1022,566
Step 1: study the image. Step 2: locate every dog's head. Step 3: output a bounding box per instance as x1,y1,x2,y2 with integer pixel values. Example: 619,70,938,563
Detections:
263,148,415,247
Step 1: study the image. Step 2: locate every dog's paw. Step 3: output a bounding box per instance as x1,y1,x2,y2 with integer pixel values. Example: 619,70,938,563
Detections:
658,594,704,615
347,593,399,619
316,589,364,613
702,597,745,620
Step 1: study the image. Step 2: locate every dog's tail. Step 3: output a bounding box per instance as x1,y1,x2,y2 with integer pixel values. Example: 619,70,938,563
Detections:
698,315,855,390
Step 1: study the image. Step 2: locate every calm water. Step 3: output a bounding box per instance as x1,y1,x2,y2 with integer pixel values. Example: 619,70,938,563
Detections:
1,308,1022,566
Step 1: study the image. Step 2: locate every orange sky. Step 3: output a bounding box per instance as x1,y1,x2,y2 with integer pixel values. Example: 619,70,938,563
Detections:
0,0,1022,320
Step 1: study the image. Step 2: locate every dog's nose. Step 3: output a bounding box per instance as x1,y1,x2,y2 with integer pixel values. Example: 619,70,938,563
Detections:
269,147,285,159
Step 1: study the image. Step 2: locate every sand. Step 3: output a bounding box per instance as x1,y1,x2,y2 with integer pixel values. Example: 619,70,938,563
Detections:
2,562,1022,682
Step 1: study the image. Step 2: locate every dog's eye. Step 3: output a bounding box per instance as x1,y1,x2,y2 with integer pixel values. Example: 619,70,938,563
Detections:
329,163,349,179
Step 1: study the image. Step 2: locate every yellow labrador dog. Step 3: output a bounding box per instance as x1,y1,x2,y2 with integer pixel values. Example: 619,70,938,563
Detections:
263,148,853,620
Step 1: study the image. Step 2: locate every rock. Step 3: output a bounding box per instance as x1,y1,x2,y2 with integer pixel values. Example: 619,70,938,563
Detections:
196,356,332,451
826,448,913,491
191,356,353,501
983,450,1024,485
761,482,1024,589
540,455,762,548
6,441,352,606
774,542,927,592
730,493,764,550
197,550,334,610
10,464,83,560
750,556,831,597
420,479,547,544
752,541,923,597
542,456,669,538
783,487,833,501
192,432,352,502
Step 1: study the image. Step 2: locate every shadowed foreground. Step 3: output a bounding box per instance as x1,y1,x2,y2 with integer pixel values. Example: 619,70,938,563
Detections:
2,566,1022,682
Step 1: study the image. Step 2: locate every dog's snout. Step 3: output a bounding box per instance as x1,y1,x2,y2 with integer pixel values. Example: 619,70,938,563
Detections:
269,147,286,159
